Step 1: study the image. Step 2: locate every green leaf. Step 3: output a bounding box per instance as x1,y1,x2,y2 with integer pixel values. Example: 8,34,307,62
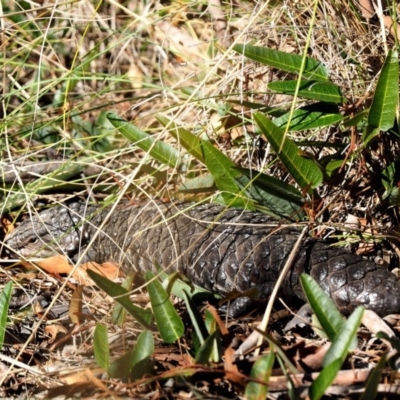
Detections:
368,50,398,131
93,324,109,370
300,274,345,341
158,115,252,207
0,281,12,350
233,44,329,81
106,112,180,168
146,271,185,343
361,352,387,400
195,330,221,364
178,174,217,194
381,162,400,204
111,273,135,326
274,103,344,131
268,80,343,103
254,113,323,191
108,331,154,380
323,306,364,366
87,270,153,329
325,159,345,177
309,358,342,400
343,109,369,127
245,353,275,400
157,115,206,163
375,331,400,370
234,172,304,220
234,168,304,206
131,330,154,362
1,158,95,212
200,140,253,207
181,290,209,347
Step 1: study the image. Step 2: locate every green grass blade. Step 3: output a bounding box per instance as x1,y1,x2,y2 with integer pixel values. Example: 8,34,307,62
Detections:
146,271,185,343
368,50,398,131
245,352,275,400
107,112,180,168
94,324,110,371
0,282,12,350
254,113,323,191
233,44,329,81
268,80,343,103
87,270,153,329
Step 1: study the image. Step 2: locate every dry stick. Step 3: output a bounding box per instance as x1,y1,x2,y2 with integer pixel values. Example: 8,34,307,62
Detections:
253,226,309,358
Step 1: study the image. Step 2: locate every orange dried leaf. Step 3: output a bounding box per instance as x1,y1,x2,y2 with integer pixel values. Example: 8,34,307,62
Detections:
1,217,13,235
69,286,84,325
45,324,68,343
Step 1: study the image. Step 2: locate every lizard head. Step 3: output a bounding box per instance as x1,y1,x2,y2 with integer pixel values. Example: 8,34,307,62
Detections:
4,203,90,260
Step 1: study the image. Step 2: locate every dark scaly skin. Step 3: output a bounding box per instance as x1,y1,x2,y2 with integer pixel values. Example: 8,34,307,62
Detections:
4,201,400,316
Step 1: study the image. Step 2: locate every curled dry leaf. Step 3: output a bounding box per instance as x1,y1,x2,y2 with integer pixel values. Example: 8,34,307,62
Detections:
362,309,396,340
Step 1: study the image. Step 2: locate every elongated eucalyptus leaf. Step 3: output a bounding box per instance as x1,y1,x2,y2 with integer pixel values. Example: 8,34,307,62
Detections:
300,274,344,341
254,113,323,191
323,306,364,367
309,358,342,400
146,271,184,343
268,80,343,103
364,50,399,146
107,112,180,168
368,50,398,130
233,44,329,81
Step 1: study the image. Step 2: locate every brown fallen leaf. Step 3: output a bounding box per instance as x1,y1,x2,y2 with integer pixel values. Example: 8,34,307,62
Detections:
69,286,84,325
45,324,68,344
19,257,121,285
1,217,13,235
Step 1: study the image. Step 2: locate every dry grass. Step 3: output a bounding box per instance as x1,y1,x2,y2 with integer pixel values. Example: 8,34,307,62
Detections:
1,0,400,397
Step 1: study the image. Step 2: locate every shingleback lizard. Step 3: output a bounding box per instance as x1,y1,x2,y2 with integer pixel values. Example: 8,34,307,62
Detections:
4,201,400,317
